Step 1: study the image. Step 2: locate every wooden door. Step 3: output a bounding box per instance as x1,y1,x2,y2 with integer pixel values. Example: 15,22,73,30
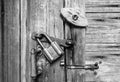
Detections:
21,0,86,82
1,0,120,82
0,0,85,82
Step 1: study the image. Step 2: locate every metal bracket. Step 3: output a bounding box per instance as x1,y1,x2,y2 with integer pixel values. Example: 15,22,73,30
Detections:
31,32,74,78
31,47,44,79
31,32,74,48
61,8,88,27
60,60,100,71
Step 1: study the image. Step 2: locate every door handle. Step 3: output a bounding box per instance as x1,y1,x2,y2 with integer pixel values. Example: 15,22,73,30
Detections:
30,47,43,79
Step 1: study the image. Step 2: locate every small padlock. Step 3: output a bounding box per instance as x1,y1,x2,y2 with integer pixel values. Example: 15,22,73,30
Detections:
36,33,64,63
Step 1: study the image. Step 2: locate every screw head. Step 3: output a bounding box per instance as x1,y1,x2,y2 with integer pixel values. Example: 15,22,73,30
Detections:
72,15,79,21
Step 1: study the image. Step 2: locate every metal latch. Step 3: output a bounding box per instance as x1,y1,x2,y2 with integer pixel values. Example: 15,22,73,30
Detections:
31,32,73,63
32,32,74,48
60,60,100,71
31,32,74,78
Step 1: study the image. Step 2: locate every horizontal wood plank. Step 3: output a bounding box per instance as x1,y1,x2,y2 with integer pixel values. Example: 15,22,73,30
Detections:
85,51,120,59
86,2,120,6
86,7,120,13
86,0,120,4
86,13,120,20
86,44,120,51
86,27,120,34
86,0,120,13
86,33,120,43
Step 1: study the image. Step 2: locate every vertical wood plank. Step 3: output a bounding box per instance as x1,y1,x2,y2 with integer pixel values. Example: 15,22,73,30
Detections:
26,0,48,82
64,0,86,82
3,0,20,82
21,0,27,82
0,0,2,82
27,0,64,82
45,0,64,82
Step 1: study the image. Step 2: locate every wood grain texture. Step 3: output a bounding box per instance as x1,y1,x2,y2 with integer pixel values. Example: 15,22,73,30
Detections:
86,0,120,5
86,0,120,13
85,53,120,82
26,0,44,82
85,0,120,81
27,0,64,82
0,0,2,82
86,44,120,51
64,0,86,82
21,0,27,82
86,33,120,43
86,7,120,13
3,0,20,82
45,0,64,82
41,0,64,82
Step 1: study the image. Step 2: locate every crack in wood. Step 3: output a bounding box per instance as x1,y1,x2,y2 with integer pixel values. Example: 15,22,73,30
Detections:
91,56,107,59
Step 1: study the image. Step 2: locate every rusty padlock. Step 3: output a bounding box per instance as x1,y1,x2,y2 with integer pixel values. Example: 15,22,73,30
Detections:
36,33,64,63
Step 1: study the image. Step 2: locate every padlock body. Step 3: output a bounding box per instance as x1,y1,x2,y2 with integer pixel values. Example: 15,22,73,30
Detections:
51,41,64,55
43,46,60,63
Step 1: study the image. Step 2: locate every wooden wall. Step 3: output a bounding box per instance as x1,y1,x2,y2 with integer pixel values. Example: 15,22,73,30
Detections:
85,0,120,82
0,0,2,82
1,0,120,82
1,0,20,82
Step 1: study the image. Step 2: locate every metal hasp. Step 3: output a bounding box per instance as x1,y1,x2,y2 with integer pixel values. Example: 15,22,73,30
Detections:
32,32,73,63
31,32,73,78
32,32,73,48
60,60,100,71
61,8,88,27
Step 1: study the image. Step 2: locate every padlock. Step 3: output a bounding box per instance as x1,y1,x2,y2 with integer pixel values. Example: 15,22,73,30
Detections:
36,33,64,63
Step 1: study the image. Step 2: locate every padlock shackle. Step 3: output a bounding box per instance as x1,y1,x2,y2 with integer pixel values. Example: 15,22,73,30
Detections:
39,33,53,44
36,38,45,49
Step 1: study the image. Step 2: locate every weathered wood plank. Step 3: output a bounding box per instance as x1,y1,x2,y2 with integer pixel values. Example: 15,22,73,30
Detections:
85,0,120,81
64,0,86,82
85,56,120,82
0,0,2,82
86,14,120,25
85,51,120,82
86,44,120,52
26,0,47,82
87,28,120,34
86,13,120,21
85,0,120,13
86,2,120,8
86,26,120,34
86,2,120,6
86,0,120,4
86,33,120,43
21,0,27,82
27,0,64,82
86,7,120,13
85,51,120,59
3,0,20,82
44,0,64,82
